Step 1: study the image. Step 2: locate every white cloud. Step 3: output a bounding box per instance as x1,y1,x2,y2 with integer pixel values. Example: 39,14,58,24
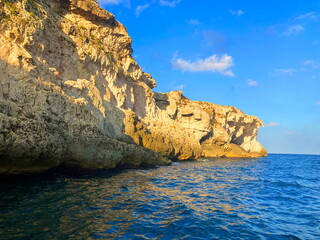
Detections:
266,122,279,127
274,68,298,76
273,60,320,76
188,19,201,26
316,101,320,106
202,30,226,50
302,60,320,69
229,9,244,16
98,0,130,7
302,60,314,66
172,54,235,76
281,24,304,36
247,79,258,86
135,4,150,17
174,84,186,90
268,12,317,37
159,0,181,7
294,12,320,21
285,131,300,136
98,0,121,4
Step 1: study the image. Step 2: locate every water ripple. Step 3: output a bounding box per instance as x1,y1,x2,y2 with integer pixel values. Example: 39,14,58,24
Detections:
0,154,319,239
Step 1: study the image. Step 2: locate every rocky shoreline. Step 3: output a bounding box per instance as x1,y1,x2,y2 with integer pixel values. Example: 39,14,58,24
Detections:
0,0,266,175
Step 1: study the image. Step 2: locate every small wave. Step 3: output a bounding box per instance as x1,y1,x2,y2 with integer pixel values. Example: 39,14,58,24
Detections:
196,158,210,162
263,234,303,240
0,154,319,239
171,162,180,165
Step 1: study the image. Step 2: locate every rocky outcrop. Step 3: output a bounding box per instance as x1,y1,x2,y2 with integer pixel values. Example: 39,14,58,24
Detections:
0,0,266,175
126,91,267,159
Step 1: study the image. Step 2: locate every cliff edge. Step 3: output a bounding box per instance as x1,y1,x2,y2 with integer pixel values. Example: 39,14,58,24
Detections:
0,0,267,174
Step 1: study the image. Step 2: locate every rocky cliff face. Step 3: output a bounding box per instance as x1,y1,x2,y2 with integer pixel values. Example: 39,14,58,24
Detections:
0,0,266,174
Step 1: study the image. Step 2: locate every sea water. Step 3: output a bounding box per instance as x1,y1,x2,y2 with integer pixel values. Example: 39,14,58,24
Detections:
0,154,319,239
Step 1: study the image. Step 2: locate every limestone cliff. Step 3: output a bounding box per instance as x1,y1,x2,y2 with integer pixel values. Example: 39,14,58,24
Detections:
0,0,267,174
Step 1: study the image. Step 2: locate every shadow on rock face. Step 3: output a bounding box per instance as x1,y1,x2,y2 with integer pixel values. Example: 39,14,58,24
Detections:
0,0,169,175
0,0,267,175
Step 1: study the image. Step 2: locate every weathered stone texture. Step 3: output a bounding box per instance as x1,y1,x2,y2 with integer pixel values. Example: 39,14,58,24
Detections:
0,0,266,174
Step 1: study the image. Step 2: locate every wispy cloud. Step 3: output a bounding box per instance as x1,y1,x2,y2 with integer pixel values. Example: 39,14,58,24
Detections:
316,101,320,106
159,0,181,7
98,0,130,7
274,68,298,76
302,60,320,69
273,60,320,76
281,24,304,36
172,54,235,76
135,4,150,17
247,79,258,87
266,122,279,127
174,84,186,90
188,19,201,26
229,9,244,16
267,12,318,36
294,12,320,21
202,30,227,52
98,0,121,4
285,131,300,136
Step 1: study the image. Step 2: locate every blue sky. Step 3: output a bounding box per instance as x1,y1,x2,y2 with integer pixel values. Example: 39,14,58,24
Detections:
98,0,320,155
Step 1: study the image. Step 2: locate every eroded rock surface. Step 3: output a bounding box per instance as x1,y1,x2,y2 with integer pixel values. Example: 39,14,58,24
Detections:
0,0,266,174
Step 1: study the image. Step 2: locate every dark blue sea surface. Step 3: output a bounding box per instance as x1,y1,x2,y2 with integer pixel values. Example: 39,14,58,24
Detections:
0,154,319,239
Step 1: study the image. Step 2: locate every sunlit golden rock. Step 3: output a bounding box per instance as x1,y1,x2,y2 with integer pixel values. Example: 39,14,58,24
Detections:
0,0,266,174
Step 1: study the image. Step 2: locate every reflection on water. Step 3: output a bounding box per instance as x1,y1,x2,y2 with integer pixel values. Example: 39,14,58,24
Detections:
0,154,319,239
